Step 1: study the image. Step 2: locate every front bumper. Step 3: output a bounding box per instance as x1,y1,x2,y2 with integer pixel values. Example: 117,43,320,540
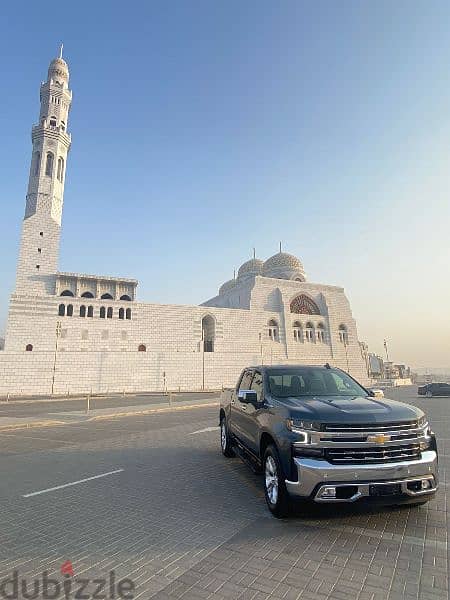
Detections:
285,450,438,503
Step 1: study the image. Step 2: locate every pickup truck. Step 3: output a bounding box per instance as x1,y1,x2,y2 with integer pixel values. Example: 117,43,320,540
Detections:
219,364,438,517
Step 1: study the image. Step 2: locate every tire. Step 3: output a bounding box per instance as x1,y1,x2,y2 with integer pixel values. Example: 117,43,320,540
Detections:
220,416,234,457
263,445,291,518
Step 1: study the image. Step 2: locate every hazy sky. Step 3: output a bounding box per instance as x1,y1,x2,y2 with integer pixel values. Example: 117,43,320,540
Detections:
1,1,449,368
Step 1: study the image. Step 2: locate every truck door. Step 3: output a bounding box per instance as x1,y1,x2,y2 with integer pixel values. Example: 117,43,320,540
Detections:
230,370,254,444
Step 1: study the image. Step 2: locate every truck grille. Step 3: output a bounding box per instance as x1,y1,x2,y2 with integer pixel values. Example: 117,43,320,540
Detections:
323,421,418,433
325,443,421,464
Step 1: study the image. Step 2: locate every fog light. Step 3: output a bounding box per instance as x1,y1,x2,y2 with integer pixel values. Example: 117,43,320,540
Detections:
421,479,432,490
320,486,336,499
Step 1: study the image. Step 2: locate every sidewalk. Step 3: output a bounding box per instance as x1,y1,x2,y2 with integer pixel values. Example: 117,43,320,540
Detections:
0,396,219,431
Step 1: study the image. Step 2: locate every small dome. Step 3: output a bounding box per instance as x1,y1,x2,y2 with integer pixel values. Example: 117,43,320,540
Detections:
219,279,237,295
237,258,264,279
263,252,306,281
48,57,69,83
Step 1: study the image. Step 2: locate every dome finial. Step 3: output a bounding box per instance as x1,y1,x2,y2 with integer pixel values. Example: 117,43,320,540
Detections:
253,247,256,259
59,43,64,59
279,241,282,253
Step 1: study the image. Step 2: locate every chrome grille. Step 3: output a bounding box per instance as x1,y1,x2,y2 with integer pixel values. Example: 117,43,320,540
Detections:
325,443,421,464
323,421,418,433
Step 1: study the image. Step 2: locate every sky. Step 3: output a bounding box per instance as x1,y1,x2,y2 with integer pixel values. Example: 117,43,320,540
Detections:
0,1,449,369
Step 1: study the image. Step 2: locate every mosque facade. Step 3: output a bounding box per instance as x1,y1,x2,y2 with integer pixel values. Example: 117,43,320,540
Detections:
0,54,369,395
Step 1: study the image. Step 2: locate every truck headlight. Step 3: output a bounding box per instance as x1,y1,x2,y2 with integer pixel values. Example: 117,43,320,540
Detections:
417,415,428,429
286,419,321,434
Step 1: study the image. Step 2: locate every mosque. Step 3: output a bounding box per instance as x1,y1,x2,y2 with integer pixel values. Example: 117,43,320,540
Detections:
0,53,369,395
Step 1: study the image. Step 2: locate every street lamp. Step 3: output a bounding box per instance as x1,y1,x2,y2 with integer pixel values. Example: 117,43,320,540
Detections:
51,320,62,395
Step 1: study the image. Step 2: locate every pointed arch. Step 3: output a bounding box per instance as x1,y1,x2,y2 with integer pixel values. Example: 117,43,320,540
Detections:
45,152,54,177
290,294,320,315
201,314,215,352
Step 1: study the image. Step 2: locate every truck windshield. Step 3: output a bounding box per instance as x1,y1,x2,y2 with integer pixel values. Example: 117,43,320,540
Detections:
267,367,367,398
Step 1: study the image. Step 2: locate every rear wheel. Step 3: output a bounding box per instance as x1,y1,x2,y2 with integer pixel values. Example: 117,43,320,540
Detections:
263,445,291,518
220,417,234,457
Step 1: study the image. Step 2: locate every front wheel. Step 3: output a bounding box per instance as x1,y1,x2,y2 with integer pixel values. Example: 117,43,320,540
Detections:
220,417,234,457
263,445,291,518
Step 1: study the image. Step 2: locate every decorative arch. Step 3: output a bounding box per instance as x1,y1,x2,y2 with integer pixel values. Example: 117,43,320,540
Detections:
268,319,279,342
101,293,114,300
201,314,215,352
60,290,74,297
81,291,94,298
120,294,131,301
290,294,320,315
45,152,54,176
138,344,146,352
305,321,314,342
339,324,348,344
26,344,33,352
293,320,303,342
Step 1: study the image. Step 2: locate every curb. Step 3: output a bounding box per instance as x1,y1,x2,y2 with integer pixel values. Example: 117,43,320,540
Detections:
88,401,220,422
0,401,220,432
0,420,66,432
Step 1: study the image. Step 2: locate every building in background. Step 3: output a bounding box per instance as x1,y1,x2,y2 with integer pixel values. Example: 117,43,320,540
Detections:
0,54,369,395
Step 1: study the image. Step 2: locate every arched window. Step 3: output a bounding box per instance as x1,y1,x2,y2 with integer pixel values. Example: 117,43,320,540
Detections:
45,152,54,177
339,324,348,344
49,116,57,127
293,320,303,342
87,306,94,318
305,322,314,342
120,294,131,301
33,151,41,176
80,305,86,318
107,307,113,319
268,319,279,342
290,294,320,315
201,315,215,352
66,304,73,317
58,304,65,316
101,293,113,300
26,344,33,352
57,157,64,182
119,308,125,320
316,323,326,343
60,290,74,297
100,307,106,319
81,291,94,298
138,344,146,352
126,308,132,320
60,121,66,132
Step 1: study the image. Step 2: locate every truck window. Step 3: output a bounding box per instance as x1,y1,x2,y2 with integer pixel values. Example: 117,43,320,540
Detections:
239,371,253,391
250,372,263,402
267,367,366,397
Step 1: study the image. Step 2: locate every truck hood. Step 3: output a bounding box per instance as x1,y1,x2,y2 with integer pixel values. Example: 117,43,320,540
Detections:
283,395,423,425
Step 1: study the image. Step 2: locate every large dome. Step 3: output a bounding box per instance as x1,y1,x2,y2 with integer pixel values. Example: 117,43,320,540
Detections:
262,252,306,281
219,279,237,295
237,258,264,279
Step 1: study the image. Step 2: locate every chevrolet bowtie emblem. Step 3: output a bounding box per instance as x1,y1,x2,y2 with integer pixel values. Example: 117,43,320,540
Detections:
367,433,391,444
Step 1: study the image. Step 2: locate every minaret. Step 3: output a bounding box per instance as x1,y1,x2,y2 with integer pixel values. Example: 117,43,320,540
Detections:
15,48,72,296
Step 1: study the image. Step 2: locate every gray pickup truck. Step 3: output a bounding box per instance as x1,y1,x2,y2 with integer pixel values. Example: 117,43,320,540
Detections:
220,364,438,517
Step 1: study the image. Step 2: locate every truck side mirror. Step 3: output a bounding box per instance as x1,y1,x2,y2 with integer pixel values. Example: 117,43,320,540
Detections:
238,390,258,404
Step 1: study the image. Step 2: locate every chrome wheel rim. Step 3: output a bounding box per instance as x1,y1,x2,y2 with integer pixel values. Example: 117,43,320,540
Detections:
221,422,227,451
265,455,278,505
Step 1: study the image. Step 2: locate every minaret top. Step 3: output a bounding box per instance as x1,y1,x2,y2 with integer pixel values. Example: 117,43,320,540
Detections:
47,46,69,85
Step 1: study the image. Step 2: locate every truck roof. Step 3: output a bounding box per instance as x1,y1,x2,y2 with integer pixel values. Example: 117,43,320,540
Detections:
248,364,333,371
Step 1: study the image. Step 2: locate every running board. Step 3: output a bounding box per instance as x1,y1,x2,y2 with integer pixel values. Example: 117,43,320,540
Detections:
233,441,262,474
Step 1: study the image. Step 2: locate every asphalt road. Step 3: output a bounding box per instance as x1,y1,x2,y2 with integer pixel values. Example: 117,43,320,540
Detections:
0,391,220,418
0,386,447,599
